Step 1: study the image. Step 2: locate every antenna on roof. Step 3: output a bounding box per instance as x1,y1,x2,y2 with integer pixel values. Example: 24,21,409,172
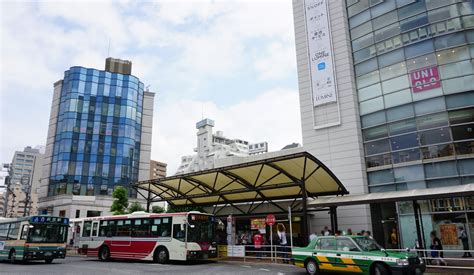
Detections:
146,85,151,92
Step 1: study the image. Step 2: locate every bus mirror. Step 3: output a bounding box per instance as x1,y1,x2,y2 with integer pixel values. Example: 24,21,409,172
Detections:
29,225,34,228
189,224,195,229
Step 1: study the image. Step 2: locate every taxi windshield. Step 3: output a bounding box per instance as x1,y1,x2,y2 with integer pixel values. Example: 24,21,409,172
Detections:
353,237,383,251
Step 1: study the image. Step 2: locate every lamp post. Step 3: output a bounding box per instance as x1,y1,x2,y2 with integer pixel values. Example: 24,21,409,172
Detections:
2,163,12,217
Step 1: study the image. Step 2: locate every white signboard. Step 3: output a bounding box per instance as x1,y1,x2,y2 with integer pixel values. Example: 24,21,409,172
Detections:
227,245,245,257
304,0,337,106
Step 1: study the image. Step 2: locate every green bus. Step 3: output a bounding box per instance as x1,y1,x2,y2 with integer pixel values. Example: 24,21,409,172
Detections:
0,216,69,264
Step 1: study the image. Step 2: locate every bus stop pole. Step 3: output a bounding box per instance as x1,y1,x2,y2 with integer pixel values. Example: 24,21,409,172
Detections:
270,224,273,262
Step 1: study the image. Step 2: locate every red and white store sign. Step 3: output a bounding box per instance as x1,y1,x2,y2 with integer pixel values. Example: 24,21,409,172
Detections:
409,65,441,93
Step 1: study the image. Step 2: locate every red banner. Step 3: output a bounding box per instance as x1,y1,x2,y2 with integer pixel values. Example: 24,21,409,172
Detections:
409,65,441,93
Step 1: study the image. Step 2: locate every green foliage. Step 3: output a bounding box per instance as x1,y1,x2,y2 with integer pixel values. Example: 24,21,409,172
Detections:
151,205,165,213
128,201,145,213
111,186,129,215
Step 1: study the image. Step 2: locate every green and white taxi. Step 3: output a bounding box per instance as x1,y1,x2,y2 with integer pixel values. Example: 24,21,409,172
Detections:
292,236,425,275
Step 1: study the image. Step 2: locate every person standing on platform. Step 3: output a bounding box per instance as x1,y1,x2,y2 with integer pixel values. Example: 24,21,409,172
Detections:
253,230,263,259
277,223,289,263
459,226,472,258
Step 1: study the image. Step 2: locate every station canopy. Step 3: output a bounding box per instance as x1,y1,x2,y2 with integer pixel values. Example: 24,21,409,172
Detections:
133,151,348,208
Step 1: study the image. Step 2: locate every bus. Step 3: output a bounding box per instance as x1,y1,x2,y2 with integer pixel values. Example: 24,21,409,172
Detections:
0,216,69,264
77,211,218,263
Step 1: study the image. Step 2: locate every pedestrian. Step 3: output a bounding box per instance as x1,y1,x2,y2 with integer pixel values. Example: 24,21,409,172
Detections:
323,226,330,236
389,228,398,249
430,231,447,266
360,230,366,236
347,228,353,236
309,231,317,242
335,230,342,236
253,230,263,259
277,223,289,263
458,226,472,257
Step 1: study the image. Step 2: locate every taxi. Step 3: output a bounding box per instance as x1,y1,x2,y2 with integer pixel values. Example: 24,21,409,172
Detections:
292,235,425,275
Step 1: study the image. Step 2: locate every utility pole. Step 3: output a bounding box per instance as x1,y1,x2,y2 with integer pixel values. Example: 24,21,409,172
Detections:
2,163,12,217
21,173,32,217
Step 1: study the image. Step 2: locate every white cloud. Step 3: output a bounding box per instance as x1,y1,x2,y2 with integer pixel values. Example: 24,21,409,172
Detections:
152,88,302,174
254,42,297,80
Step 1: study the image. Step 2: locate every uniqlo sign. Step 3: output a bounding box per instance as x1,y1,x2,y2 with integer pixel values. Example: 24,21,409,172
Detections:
409,65,441,93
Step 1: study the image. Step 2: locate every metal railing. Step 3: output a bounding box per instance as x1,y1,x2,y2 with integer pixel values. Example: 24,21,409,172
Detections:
386,248,474,270
219,244,293,263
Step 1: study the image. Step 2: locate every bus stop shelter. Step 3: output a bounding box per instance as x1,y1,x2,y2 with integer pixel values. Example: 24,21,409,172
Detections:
132,151,348,241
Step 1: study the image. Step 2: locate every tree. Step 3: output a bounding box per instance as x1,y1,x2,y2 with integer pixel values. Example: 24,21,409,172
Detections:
111,186,129,215
151,205,165,213
128,202,145,213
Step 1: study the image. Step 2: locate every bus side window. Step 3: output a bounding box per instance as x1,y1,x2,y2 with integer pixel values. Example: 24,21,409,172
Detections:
151,218,161,237
99,221,108,237
173,224,185,241
133,219,150,237
20,225,28,240
161,218,171,237
0,224,8,241
117,220,131,236
7,222,19,240
92,222,99,237
82,221,92,237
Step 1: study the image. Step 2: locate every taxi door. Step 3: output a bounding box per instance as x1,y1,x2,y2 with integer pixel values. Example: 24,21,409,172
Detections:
333,237,368,273
314,237,340,272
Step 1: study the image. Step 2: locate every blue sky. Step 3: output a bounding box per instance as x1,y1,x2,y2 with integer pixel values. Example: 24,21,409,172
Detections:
0,0,302,174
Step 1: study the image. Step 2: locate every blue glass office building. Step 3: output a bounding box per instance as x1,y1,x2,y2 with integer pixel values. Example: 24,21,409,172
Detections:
39,58,154,217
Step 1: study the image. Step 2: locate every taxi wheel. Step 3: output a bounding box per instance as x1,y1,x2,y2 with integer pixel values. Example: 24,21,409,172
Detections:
372,263,389,275
45,258,54,264
305,259,319,275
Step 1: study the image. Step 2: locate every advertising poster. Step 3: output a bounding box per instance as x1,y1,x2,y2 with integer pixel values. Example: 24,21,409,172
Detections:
440,224,458,245
251,218,266,230
304,0,337,106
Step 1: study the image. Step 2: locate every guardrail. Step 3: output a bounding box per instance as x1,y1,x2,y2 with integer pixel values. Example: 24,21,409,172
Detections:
219,245,474,269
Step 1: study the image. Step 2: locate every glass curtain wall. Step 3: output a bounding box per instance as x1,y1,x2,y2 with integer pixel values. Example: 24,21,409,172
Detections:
48,67,145,197
346,0,474,193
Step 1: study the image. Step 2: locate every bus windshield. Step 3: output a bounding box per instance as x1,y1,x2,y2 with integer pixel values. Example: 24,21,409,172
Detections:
186,215,215,243
27,224,68,243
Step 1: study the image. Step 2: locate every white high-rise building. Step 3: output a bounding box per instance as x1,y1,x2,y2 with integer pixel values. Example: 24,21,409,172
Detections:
175,118,268,175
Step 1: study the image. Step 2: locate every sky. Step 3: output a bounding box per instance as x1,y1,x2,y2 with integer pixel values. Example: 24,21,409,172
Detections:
0,0,302,175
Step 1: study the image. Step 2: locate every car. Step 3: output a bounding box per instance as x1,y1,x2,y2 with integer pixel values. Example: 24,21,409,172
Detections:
292,235,426,275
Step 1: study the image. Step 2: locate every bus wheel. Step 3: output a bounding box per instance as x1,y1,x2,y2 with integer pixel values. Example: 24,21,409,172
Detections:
9,250,16,264
99,246,110,261
153,247,169,264
305,259,319,275
45,258,54,264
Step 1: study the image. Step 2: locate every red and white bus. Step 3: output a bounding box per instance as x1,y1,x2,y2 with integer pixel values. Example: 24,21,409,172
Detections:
77,211,218,263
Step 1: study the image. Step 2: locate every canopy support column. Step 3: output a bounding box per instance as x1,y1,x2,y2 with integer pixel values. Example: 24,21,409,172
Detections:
413,200,425,256
146,182,151,212
330,206,338,234
301,187,309,246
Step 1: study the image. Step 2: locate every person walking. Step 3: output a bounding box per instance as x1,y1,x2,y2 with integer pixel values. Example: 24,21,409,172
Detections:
277,223,289,263
430,231,447,266
389,228,398,249
309,232,317,242
253,230,263,259
459,226,472,258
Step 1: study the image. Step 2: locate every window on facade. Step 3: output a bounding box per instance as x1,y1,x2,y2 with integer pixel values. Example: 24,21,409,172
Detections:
434,33,466,50
440,60,474,80
389,118,417,135
427,177,460,188
415,97,446,115
360,96,384,115
417,112,449,130
348,0,369,17
421,144,455,159
380,61,407,81
384,89,412,109
425,161,458,178
442,75,474,95
398,0,426,20
367,153,392,168
386,104,415,122
392,148,421,164
405,40,435,59
368,169,394,185
363,125,388,141
451,124,474,141
361,110,386,128
449,108,474,125
357,70,380,89
400,12,428,32
374,23,401,42
358,83,382,102
455,141,474,155
355,58,378,76
419,127,452,145
350,9,371,29
458,159,474,175
437,46,470,65
365,138,390,156
372,4,397,23
390,133,419,151
446,92,474,109
382,75,409,94
394,165,424,182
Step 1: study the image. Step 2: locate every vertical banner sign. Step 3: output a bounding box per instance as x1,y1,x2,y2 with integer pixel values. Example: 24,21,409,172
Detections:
304,0,337,107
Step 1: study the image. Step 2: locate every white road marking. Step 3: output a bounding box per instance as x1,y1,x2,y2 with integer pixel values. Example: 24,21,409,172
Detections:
277,273,285,275
259,268,270,272
240,265,252,268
